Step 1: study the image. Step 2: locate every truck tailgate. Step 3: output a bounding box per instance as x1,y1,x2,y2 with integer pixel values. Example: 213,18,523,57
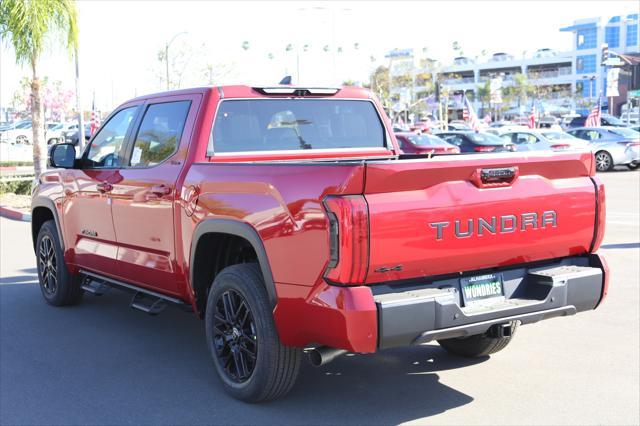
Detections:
363,151,597,283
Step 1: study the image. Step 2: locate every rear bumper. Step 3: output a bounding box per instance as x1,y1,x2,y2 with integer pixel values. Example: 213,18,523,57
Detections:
374,254,608,349
613,146,640,165
274,254,608,353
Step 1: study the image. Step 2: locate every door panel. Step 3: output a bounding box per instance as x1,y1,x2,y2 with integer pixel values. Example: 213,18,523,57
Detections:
63,105,140,275
110,96,200,294
63,170,119,273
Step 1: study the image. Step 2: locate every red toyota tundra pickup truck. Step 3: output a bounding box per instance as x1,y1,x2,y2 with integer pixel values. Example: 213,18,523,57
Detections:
34,84,609,402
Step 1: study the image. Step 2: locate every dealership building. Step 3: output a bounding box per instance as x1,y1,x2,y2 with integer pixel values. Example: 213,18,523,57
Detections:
388,13,640,117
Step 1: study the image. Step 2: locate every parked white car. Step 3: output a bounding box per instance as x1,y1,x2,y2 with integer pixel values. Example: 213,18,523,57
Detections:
45,122,65,145
499,129,589,152
0,120,33,144
485,124,530,135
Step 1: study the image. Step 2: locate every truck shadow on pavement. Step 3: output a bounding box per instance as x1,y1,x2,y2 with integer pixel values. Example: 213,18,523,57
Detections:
0,268,38,284
0,282,477,425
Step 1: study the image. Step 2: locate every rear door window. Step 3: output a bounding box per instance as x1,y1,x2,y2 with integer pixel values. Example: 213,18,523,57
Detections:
209,99,385,154
128,101,191,167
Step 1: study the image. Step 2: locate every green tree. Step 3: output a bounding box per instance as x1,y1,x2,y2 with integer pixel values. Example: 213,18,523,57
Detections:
503,73,534,108
476,80,491,113
370,65,390,107
0,0,79,178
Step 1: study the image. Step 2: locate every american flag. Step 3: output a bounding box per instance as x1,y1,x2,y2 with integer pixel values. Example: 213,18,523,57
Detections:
528,103,537,129
462,95,481,131
90,95,100,136
585,97,601,127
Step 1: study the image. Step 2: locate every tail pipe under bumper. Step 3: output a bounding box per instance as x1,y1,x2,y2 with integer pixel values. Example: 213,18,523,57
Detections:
307,347,348,367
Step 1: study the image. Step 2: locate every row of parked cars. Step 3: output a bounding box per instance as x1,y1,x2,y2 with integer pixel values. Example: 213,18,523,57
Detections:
395,121,640,171
0,120,90,146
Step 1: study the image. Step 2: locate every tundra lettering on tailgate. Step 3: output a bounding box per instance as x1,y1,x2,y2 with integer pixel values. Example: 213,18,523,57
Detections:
428,211,557,241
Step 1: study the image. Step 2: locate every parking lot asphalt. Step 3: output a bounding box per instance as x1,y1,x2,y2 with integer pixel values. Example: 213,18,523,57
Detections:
1,170,638,425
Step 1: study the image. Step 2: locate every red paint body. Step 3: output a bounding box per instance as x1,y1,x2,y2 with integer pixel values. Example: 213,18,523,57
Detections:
33,85,607,354
395,132,460,155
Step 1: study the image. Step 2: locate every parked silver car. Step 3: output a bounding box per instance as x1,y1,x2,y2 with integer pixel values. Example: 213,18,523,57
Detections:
567,126,640,171
499,129,588,152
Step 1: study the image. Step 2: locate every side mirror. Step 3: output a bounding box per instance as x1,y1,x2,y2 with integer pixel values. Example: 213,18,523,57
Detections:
49,143,76,168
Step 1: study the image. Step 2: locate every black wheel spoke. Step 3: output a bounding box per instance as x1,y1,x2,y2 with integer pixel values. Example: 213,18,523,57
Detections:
214,313,230,326
222,292,236,323
238,344,257,360
39,235,58,295
212,288,258,384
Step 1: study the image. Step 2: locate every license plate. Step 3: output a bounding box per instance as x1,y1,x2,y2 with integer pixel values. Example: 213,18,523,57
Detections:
461,273,504,306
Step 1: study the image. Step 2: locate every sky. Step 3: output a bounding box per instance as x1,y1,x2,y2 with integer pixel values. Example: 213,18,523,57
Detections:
0,0,637,113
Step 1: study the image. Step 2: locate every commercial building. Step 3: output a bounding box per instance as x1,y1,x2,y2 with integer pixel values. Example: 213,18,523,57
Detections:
387,13,640,118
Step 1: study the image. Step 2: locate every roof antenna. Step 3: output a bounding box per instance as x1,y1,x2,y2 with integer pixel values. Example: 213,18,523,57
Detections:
279,75,292,85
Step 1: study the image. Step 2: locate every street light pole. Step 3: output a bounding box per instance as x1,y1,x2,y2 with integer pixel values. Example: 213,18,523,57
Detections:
165,32,188,91
74,47,85,153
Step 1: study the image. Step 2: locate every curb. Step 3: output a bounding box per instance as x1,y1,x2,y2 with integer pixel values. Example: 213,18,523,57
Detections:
0,166,34,172
0,205,31,222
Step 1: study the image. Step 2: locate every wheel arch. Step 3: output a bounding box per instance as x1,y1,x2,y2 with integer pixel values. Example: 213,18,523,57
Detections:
31,198,64,252
189,219,277,314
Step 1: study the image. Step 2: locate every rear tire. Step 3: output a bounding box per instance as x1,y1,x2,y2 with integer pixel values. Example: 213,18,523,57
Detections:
627,162,638,170
437,321,518,358
36,220,83,306
594,151,614,172
205,263,302,402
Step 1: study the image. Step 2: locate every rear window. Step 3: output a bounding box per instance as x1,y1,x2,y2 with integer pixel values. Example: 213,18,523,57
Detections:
208,99,385,154
609,127,640,138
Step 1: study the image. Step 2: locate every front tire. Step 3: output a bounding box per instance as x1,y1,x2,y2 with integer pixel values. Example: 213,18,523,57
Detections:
594,151,614,172
627,162,638,170
437,321,518,358
36,220,83,306
205,264,302,402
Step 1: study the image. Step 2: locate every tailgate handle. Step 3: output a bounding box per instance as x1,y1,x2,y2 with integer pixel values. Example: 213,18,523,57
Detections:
472,166,519,188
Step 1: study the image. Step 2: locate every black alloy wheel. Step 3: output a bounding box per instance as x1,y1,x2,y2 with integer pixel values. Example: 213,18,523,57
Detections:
212,289,258,383
38,235,58,295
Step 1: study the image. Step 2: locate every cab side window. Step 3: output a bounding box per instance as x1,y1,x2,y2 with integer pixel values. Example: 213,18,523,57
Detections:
84,107,137,168
128,101,191,167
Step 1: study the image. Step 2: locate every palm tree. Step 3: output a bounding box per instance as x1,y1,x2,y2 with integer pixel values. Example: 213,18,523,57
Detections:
0,0,79,178
476,80,491,115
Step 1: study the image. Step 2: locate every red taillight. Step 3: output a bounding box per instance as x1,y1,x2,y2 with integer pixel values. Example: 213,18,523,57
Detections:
474,146,496,152
450,147,460,153
323,195,369,285
590,176,606,253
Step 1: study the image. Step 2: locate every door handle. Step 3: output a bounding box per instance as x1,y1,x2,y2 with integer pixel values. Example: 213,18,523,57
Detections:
97,182,113,193
150,185,172,196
